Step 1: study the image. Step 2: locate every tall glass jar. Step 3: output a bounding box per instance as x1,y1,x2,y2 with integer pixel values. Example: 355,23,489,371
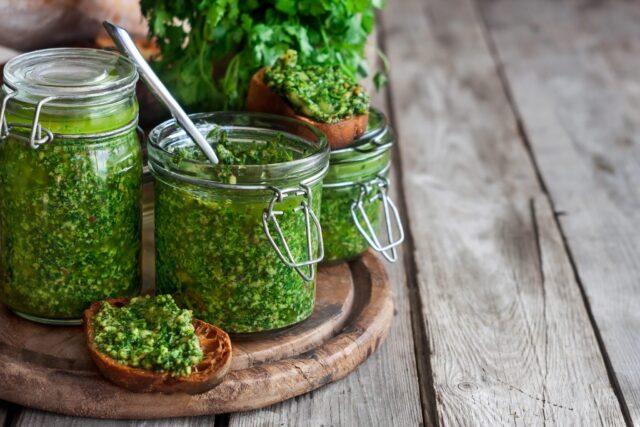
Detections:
322,109,404,263
0,48,142,324
148,112,328,334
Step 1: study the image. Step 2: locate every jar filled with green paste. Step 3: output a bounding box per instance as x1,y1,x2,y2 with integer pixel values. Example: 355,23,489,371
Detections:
0,48,143,324
322,108,404,263
148,112,328,334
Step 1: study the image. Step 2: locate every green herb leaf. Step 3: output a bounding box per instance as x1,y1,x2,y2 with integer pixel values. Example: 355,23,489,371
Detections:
140,0,386,111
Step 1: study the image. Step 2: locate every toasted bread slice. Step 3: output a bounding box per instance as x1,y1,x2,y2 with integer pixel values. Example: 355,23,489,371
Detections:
84,298,232,394
246,68,369,149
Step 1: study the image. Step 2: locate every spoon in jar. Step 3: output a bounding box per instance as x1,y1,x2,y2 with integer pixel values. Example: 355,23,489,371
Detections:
103,21,219,165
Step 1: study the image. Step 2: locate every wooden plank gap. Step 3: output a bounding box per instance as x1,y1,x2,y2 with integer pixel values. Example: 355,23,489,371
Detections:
1,401,20,427
472,2,633,424
376,10,438,427
214,414,230,427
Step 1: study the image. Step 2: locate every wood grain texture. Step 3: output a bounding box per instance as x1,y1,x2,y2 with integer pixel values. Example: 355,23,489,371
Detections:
478,0,640,422
15,410,215,427
0,256,354,377
381,0,626,424
228,253,420,427
0,252,392,419
228,109,425,427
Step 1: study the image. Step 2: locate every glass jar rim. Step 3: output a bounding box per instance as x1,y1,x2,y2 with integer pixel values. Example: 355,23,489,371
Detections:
148,112,329,189
329,108,393,164
3,48,138,107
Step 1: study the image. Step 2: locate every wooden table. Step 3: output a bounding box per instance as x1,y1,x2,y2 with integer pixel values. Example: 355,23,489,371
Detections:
1,0,639,424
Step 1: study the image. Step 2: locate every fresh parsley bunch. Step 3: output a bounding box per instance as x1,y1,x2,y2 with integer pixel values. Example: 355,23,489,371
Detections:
140,0,385,111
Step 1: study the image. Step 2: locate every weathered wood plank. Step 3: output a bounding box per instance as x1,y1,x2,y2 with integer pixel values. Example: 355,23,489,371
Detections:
227,39,425,427
381,0,626,424
478,0,640,422
14,410,215,426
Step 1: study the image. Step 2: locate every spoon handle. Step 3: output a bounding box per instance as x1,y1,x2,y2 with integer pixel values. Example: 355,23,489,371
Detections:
103,21,219,165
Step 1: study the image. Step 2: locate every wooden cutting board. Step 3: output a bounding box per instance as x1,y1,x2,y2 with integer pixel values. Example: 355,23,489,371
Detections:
0,184,394,419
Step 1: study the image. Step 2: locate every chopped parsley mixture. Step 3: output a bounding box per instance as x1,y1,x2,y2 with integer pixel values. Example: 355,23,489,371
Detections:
321,134,391,262
322,185,382,263
0,108,142,321
168,130,311,185
92,295,204,377
154,132,321,333
155,178,321,333
265,50,370,124
171,130,299,165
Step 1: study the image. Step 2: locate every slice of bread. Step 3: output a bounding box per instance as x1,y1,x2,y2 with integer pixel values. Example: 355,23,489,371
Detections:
84,298,232,394
246,68,369,149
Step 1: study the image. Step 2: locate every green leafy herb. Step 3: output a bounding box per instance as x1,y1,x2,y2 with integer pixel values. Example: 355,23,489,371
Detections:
140,0,385,110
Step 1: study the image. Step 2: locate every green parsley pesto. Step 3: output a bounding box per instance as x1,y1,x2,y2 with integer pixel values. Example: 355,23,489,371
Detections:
322,185,382,263
321,108,395,263
0,120,142,321
170,130,301,168
265,50,369,124
0,48,142,323
155,180,321,333
149,113,328,334
93,295,203,377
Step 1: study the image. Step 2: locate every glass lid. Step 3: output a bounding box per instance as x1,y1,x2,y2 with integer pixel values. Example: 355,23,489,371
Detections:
3,48,137,105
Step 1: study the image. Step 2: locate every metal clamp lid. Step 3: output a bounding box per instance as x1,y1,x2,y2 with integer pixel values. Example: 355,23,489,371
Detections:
0,89,55,148
350,176,405,262
262,184,324,281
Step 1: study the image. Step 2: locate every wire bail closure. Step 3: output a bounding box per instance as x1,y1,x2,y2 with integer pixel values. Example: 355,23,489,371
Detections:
0,91,16,139
350,176,405,262
0,89,55,148
262,185,324,281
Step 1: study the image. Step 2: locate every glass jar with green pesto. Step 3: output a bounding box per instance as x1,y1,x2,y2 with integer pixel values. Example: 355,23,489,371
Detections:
148,112,328,334
322,108,404,263
0,48,143,324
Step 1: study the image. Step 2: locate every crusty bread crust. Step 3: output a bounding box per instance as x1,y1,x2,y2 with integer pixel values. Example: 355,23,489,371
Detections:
246,68,369,149
84,298,232,394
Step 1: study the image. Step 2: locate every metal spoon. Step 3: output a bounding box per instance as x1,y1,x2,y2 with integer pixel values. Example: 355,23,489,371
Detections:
103,21,219,164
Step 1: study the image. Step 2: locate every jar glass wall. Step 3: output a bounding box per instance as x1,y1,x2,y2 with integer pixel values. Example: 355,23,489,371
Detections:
321,109,403,263
148,112,328,334
0,48,142,324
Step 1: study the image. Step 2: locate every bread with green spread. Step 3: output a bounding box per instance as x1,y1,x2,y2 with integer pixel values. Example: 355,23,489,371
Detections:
83,296,232,394
247,51,369,149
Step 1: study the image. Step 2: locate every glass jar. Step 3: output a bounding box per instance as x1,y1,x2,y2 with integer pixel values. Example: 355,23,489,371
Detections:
148,112,328,334
0,48,142,324
322,108,404,263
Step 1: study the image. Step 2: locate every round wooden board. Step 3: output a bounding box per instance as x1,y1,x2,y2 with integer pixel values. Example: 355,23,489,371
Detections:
0,183,393,418
0,250,392,418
